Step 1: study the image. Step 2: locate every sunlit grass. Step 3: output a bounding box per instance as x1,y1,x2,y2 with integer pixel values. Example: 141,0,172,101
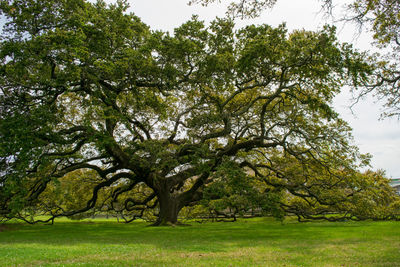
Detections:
0,217,399,266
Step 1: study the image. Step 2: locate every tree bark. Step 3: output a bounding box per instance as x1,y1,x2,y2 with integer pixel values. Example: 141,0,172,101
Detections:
153,190,182,226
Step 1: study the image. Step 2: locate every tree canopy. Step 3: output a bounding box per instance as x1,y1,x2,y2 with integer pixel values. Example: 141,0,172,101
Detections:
0,0,398,225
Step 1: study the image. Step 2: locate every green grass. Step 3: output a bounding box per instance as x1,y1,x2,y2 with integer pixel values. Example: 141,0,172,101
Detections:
0,217,399,266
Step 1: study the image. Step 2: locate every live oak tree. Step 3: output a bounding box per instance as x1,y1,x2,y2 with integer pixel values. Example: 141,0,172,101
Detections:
1,0,396,225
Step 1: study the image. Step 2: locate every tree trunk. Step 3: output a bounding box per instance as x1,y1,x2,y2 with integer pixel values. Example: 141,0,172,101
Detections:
153,191,182,226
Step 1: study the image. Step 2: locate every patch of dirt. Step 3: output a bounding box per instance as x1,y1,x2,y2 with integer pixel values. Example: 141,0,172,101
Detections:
77,221,96,224
0,224,10,232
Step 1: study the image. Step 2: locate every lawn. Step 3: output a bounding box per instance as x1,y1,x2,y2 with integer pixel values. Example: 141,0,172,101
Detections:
0,217,399,266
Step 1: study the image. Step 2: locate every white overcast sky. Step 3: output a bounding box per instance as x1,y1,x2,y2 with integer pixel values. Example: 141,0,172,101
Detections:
128,0,400,177
1,0,399,177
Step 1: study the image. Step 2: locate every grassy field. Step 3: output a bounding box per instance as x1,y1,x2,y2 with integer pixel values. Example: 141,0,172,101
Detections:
0,217,399,266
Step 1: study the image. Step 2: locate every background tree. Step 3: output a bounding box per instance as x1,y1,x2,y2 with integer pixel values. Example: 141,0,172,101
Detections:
35,169,106,222
344,0,400,118
198,160,285,221
1,0,396,225
35,169,157,223
192,0,400,119
261,151,399,221
190,0,332,19
189,0,278,19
